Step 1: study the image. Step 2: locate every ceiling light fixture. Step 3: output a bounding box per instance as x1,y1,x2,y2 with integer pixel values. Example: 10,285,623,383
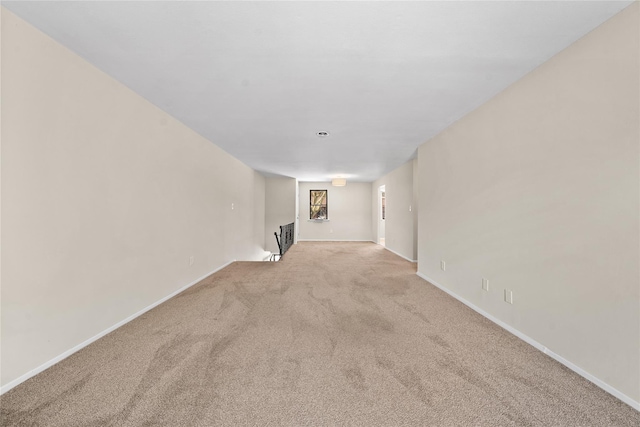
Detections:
332,178,346,187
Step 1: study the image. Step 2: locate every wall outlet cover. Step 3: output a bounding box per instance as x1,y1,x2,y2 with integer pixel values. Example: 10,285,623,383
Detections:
504,289,513,304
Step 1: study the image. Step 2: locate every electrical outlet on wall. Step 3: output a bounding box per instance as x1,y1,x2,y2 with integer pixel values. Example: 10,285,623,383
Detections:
504,289,513,304
482,278,489,291
440,260,446,271
189,256,194,266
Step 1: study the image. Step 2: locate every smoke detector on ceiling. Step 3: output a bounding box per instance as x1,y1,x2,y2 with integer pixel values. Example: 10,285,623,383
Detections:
316,131,329,137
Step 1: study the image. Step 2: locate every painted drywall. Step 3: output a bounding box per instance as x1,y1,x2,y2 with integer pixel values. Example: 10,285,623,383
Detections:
372,160,417,261
376,184,386,243
265,176,296,254
298,182,372,241
417,3,639,404
253,173,267,255
1,9,267,388
379,188,386,243
411,158,419,260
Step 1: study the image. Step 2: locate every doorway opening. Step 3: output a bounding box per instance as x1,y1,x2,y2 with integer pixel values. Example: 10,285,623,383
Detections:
378,185,386,246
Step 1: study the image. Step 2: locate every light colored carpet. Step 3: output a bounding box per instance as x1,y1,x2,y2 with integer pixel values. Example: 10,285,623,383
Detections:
1,242,638,426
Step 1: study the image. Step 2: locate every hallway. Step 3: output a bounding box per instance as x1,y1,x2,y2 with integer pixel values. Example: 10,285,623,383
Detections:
1,242,637,426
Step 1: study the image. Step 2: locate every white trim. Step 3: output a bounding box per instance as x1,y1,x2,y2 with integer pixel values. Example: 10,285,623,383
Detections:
0,260,236,395
297,239,373,242
383,246,417,263
415,271,640,412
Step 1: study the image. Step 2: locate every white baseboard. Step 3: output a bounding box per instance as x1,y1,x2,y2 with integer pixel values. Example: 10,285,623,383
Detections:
297,239,374,242
416,272,640,412
0,260,236,395
383,246,417,263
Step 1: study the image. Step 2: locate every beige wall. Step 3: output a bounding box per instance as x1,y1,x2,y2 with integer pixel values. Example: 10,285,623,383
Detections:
1,9,267,388
417,4,639,403
412,158,419,259
264,176,296,254
372,160,418,261
298,182,372,241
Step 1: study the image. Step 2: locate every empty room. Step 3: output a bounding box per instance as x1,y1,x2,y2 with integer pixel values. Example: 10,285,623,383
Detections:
1,1,639,425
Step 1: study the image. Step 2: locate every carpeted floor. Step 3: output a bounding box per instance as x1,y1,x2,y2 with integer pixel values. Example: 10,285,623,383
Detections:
1,242,638,426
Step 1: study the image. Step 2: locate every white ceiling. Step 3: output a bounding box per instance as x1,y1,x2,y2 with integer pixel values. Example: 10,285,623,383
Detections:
4,1,633,182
